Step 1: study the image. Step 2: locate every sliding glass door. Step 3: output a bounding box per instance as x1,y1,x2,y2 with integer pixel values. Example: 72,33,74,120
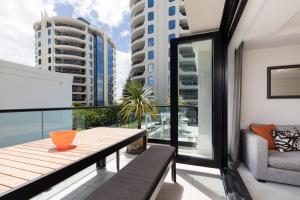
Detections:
170,32,225,168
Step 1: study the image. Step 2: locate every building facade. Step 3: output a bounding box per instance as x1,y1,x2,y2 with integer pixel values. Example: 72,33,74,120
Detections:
33,13,116,106
130,0,197,105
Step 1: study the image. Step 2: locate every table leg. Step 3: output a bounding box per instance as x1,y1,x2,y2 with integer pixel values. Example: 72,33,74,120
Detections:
142,135,147,151
96,158,106,169
172,156,176,183
116,150,120,171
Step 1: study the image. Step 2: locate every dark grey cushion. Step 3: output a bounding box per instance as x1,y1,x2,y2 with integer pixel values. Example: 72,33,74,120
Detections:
268,150,300,171
86,145,175,200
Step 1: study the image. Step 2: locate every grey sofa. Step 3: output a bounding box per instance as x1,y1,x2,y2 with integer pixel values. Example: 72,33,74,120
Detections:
242,125,300,186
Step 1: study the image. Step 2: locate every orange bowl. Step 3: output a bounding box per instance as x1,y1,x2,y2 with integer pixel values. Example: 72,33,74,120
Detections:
49,130,77,150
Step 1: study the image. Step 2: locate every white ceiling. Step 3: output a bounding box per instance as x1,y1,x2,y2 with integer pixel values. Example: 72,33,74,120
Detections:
243,0,300,50
185,0,225,33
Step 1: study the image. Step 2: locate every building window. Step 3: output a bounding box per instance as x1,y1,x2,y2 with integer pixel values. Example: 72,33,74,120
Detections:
89,53,92,59
148,63,154,73
89,35,93,42
148,76,154,86
90,78,92,84
169,33,176,40
38,59,41,65
38,50,41,56
90,86,93,92
169,6,176,16
48,29,51,35
38,41,41,47
169,0,175,2
48,66,51,71
90,94,93,100
48,57,51,63
37,32,41,38
148,38,154,47
148,0,154,8
89,69,92,76
148,50,154,60
89,61,93,67
169,20,176,30
148,25,154,34
89,44,92,51
48,38,51,45
148,12,154,21
48,48,51,54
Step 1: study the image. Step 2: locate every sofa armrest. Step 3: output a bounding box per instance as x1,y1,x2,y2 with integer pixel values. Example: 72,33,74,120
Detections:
242,130,268,179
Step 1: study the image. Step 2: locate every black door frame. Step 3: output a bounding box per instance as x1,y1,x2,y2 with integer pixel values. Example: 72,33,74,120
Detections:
170,31,225,169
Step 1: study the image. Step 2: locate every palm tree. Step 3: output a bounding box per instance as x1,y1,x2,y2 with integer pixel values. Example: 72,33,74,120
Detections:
120,81,157,129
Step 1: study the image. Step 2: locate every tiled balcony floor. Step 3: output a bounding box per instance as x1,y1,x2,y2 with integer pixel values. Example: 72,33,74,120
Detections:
33,146,226,200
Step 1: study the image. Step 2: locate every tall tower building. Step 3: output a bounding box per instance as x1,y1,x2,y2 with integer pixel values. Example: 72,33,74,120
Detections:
130,0,197,105
33,13,116,106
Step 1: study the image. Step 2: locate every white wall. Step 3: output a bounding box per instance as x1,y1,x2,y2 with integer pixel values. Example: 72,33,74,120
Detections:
0,59,72,109
240,45,300,128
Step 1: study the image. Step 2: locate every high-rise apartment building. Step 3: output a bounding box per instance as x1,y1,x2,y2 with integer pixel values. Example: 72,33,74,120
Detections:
33,13,116,106
130,0,197,105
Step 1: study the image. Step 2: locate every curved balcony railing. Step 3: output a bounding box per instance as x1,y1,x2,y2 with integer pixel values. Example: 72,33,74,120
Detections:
132,34,144,43
73,77,86,84
55,31,85,40
55,50,85,57
55,23,85,31
132,59,144,66
55,59,85,66
55,40,85,49
133,22,144,29
132,47,144,55
55,67,85,75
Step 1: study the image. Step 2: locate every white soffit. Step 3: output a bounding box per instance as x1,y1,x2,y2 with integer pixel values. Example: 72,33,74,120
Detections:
185,0,225,33
243,0,300,50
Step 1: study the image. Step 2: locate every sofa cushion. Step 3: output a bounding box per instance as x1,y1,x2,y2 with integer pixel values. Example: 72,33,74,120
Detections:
268,150,300,171
272,128,300,152
250,124,277,150
276,125,300,131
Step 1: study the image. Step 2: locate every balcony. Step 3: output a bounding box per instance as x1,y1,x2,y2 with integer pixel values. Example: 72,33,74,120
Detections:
72,94,86,101
55,58,85,66
55,39,85,49
55,22,85,31
55,67,85,75
55,31,85,40
73,77,86,84
55,49,85,58
72,85,86,93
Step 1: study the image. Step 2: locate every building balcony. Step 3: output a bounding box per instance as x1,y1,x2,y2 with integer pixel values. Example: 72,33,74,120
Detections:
131,7,144,21
55,67,86,75
132,47,145,58
55,22,85,31
55,31,85,41
73,77,86,84
131,13,145,30
55,35,86,44
131,71,145,81
132,22,144,30
55,49,85,58
131,0,144,16
131,24,145,39
72,94,86,101
72,85,86,93
55,59,85,67
55,40,85,49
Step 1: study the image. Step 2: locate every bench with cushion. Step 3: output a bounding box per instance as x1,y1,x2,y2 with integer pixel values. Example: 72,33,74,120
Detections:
86,145,176,200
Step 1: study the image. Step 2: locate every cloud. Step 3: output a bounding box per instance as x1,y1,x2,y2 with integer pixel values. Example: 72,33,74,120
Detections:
120,30,130,38
58,0,130,27
0,0,56,66
115,50,131,102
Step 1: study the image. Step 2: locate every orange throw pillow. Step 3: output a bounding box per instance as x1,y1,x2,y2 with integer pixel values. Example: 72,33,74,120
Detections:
250,124,277,150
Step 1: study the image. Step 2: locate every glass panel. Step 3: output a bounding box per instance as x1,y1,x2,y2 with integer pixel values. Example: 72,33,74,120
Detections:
0,112,42,147
147,106,171,141
178,39,213,159
43,110,73,139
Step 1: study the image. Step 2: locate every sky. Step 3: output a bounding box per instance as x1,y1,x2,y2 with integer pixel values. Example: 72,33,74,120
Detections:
0,0,131,101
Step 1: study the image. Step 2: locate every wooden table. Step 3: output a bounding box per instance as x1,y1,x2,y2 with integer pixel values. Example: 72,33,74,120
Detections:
0,127,146,200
